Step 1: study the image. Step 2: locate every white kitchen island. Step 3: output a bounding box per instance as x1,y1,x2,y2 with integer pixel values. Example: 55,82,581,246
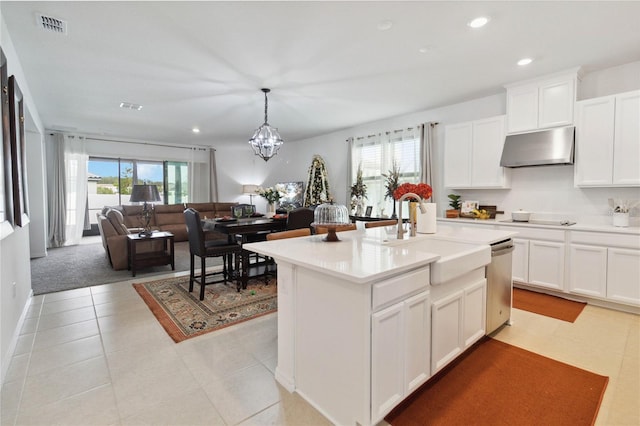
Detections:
244,226,515,425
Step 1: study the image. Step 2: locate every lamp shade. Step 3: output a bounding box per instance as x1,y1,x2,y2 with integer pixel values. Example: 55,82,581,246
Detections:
243,184,259,195
130,184,161,203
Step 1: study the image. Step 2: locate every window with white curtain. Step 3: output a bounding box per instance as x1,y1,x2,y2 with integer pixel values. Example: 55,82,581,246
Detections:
350,128,421,217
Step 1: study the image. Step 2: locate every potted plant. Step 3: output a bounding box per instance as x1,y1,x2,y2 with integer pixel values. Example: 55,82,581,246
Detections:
382,161,401,218
350,164,367,215
446,194,461,218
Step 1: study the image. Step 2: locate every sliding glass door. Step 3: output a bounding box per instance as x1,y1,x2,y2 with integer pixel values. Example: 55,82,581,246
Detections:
165,161,189,204
87,157,188,225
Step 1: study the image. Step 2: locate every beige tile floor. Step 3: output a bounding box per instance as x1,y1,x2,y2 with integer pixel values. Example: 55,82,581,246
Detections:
1,270,638,426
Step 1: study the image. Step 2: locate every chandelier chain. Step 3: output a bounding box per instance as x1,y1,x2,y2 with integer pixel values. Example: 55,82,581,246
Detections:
264,91,269,124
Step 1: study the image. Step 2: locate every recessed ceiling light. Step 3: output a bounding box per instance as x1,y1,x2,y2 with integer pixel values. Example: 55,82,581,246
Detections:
192,127,200,134
377,20,393,31
517,58,533,66
468,16,489,28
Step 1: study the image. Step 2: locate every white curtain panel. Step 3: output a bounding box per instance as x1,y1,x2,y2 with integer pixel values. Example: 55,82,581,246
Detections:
46,134,66,248
209,148,219,202
420,122,436,199
63,134,88,246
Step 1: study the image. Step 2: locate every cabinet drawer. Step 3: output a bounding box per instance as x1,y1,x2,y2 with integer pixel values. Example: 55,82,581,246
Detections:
372,267,430,311
571,231,640,249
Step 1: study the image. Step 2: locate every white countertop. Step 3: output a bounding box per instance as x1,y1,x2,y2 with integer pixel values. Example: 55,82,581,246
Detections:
243,226,515,284
438,217,640,235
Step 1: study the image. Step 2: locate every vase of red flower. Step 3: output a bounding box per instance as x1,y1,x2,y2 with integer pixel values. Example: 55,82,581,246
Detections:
393,182,436,233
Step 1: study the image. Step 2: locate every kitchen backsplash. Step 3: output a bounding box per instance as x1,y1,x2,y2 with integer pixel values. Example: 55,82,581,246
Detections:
446,165,640,221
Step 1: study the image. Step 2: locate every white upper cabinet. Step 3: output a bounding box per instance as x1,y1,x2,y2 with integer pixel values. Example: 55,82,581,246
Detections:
505,69,580,134
444,115,510,189
575,90,640,187
612,91,640,185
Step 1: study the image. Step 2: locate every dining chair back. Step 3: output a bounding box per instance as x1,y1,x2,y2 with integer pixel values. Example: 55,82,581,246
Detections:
364,219,398,228
314,223,357,234
286,207,315,230
184,208,242,299
266,228,311,241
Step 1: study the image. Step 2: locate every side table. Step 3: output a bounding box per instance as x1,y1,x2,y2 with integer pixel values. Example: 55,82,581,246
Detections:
126,231,175,277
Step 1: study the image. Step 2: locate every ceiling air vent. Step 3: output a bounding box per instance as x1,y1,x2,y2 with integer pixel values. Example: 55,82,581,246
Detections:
119,102,143,111
37,14,67,34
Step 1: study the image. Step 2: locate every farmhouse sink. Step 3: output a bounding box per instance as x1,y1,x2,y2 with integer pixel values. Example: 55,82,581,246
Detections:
362,232,491,285
412,239,490,285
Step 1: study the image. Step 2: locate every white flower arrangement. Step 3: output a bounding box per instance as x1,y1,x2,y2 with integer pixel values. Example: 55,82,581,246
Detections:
256,185,286,204
608,198,639,214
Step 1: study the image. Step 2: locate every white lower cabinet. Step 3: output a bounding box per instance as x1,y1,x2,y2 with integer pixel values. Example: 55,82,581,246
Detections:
512,238,530,283
569,232,640,306
371,290,430,422
607,248,640,305
528,240,565,290
498,226,566,290
569,244,608,298
431,277,486,374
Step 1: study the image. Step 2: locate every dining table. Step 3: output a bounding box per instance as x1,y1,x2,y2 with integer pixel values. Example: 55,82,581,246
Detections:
202,216,287,288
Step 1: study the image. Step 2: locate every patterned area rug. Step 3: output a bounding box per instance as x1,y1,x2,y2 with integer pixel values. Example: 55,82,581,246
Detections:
133,275,277,343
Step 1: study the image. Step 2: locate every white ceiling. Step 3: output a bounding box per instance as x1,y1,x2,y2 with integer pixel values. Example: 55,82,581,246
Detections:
2,1,640,147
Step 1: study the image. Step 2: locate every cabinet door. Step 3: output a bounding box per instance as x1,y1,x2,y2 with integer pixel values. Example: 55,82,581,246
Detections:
471,116,509,188
512,238,529,283
607,248,640,305
404,291,431,394
507,85,539,133
613,90,640,186
431,290,463,373
529,240,565,290
538,78,575,129
371,303,405,420
569,244,607,298
575,97,615,186
444,122,472,188
463,279,486,348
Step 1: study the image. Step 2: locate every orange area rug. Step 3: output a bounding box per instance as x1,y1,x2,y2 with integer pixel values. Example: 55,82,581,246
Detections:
386,338,608,426
513,287,586,322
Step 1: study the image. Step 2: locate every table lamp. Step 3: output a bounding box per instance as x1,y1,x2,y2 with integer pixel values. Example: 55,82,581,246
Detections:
243,184,259,206
130,184,161,236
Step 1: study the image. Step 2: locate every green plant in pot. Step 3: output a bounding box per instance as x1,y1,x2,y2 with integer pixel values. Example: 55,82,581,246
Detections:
447,194,461,218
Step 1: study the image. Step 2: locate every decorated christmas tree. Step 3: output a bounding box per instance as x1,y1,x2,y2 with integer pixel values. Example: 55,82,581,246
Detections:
303,155,332,206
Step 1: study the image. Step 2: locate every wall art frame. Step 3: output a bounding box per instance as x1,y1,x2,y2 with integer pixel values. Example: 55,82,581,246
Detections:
8,75,29,227
1,47,13,228
277,181,304,210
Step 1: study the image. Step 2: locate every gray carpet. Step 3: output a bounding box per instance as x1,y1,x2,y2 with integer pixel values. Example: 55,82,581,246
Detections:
30,241,222,295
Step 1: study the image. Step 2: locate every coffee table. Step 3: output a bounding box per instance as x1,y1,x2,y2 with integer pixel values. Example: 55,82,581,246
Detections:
126,231,175,277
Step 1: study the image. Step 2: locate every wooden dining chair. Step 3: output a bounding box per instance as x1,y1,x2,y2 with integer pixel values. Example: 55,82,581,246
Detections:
364,219,398,229
184,208,243,299
261,228,311,281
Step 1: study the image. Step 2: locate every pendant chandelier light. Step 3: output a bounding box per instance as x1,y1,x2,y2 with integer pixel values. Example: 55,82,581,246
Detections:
248,88,284,161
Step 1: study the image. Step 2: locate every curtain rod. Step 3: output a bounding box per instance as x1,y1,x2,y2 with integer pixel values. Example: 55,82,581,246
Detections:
49,133,213,151
347,122,439,142
84,137,211,151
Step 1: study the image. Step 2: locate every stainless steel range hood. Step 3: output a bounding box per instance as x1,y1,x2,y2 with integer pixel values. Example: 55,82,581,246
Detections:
500,126,575,168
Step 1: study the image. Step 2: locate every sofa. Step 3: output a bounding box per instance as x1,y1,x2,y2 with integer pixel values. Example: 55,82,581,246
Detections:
97,202,238,270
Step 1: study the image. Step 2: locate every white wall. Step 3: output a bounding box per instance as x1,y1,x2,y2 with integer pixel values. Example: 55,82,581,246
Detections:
1,13,45,382
233,61,640,221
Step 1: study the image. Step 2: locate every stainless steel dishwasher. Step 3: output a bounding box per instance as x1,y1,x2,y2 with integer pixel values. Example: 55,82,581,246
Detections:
486,239,515,334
